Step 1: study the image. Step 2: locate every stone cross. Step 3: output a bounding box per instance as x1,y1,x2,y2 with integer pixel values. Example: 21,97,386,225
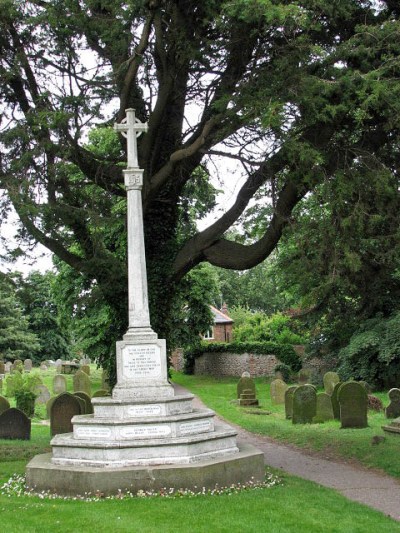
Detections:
114,108,148,168
114,109,153,334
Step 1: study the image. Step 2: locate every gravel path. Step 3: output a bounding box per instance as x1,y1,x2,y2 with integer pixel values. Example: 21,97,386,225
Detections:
173,383,400,521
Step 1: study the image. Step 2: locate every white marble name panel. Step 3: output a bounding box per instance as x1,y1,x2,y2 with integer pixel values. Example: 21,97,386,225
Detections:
75,427,112,439
122,344,161,380
119,424,171,439
179,419,212,435
126,404,162,417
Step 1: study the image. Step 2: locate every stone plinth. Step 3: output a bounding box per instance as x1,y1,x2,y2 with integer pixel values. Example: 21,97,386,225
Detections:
382,417,400,435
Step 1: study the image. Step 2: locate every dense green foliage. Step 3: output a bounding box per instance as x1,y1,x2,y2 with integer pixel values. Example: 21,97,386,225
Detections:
1,1,400,379
184,341,301,374
0,274,39,360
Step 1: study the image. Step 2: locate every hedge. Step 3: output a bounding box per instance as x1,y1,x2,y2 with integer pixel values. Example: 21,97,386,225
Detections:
184,341,302,374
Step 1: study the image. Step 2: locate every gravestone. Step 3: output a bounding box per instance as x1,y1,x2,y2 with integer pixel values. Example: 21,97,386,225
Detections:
40,363,48,371
92,389,111,398
270,379,288,405
292,385,317,424
331,381,342,420
237,376,256,399
0,361,5,374
35,385,51,405
285,386,298,419
53,374,67,395
4,362,11,373
50,393,82,437
385,388,400,419
298,369,311,385
238,388,259,406
323,371,340,395
73,370,91,396
314,392,334,423
0,408,31,440
74,391,93,414
81,364,90,376
338,381,368,429
46,396,57,418
0,395,10,415
24,359,33,372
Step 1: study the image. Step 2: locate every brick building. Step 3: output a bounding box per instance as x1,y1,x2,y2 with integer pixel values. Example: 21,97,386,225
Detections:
203,304,234,343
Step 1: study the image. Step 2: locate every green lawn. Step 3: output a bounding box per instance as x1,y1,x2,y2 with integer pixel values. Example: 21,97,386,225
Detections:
0,367,399,532
172,372,400,478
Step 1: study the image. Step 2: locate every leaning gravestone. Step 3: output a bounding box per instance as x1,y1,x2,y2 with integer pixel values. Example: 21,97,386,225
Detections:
0,408,31,440
292,385,317,424
24,359,33,373
35,385,51,405
74,391,93,414
50,393,82,437
338,381,368,429
0,395,10,415
314,392,334,423
285,386,298,419
331,381,342,420
73,370,91,396
385,388,400,419
270,379,288,405
323,371,340,395
53,374,67,395
237,375,256,400
0,361,5,374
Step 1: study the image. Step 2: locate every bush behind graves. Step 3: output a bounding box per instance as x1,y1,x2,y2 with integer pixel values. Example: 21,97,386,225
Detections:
5,372,42,399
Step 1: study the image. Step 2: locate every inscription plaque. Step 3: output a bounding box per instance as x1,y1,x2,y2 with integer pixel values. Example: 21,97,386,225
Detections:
127,404,162,417
119,425,171,439
75,427,112,439
122,344,161,380
179,419,212,435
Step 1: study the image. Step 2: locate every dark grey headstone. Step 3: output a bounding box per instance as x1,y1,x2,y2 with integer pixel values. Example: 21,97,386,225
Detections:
73,391,93,414
0,408,31,440
270,379,288,405
73,370,91,396
314,392,334,423
285,386,298,419
0,395,10,415
323,372,340,395
237,376,256,399
338,381,368,429
50,393,82,437
385,388,400,419
292,385,317,424
53,374,67,395
331,381,342,420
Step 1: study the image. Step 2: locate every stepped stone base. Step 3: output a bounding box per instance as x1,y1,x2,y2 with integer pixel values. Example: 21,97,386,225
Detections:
382,417,400,435
26,442,265,496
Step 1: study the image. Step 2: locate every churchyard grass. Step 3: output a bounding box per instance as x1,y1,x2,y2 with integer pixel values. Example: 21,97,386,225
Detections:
172,372,400,478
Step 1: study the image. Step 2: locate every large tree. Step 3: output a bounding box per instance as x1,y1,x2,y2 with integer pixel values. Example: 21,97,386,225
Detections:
1,1,400,374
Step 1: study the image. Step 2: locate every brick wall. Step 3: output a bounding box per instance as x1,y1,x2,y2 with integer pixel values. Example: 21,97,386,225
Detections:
194,351,281,377
170,348,184,372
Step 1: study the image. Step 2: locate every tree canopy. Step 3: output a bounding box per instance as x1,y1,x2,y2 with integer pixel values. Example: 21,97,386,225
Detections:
1,1,400,372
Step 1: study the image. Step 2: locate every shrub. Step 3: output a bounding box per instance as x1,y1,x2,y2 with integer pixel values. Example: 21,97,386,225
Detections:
274,363,292,383
15,390,36,418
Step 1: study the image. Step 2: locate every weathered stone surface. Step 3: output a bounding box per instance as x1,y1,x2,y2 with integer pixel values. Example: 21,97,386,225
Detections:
0,395,10,415
385,388,400,419
359,381,372,394
81,365,90,376
40,363,48,371
239,389,259,406
331,381,342,420
24,359,33,372
73,370,91,396
237,376,256,399
50,393,82,437
92,389,111,398
285,386,297,419
297,369,311,385
4,362,11,373
0,408,31,440
338,382,368,429
270,379,288,405
314,392,334,423
35,385,51,405
53,375,67,395
73,391,93,414
0,361,5,374
292,385,317,424
323,371,340,395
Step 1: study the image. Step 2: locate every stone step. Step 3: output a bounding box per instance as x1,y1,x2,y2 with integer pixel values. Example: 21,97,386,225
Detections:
70,408,216,441
50,422,239,467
